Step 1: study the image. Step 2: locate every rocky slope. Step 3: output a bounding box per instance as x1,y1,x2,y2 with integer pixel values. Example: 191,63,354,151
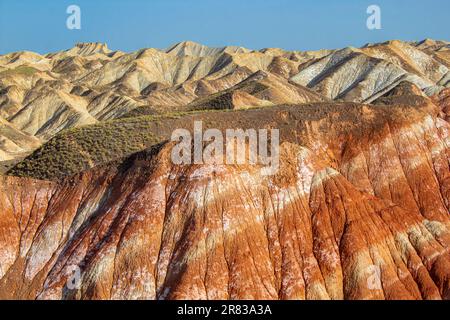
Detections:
0,40,449,300
0,99,449,300
1,39,449,165
0,116,40,161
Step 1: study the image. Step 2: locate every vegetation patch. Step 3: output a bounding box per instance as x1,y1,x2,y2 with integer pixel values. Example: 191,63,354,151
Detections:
8,116,161,180
0,65,39,77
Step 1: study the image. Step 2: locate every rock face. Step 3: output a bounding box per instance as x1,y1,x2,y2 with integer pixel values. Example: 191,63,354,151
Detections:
433,87,450,121
0,39,449,300
0,101,449,300
1,39,449,164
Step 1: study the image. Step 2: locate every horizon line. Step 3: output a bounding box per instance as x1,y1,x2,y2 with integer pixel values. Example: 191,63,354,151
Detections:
1,37,448,56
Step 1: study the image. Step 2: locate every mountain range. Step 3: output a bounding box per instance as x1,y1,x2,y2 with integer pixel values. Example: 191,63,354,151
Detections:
0,39,449,300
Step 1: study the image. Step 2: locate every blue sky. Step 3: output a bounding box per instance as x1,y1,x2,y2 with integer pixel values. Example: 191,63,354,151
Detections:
0,0,449,54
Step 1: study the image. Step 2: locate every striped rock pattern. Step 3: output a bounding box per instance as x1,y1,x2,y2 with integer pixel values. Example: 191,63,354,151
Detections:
0,102,449,300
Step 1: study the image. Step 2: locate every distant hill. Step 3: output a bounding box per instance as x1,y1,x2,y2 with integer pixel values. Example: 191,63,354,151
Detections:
1,39,449,167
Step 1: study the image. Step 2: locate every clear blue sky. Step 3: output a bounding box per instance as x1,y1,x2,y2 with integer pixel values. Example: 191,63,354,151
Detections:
0,0,449,54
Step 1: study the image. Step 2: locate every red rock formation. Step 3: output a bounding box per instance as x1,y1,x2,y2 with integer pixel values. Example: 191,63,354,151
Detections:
433,88,450,122
0,103,449,300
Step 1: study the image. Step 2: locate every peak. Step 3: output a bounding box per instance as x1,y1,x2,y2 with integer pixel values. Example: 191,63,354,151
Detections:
381,39,409,47
174,40,203,47
165,40,212,56
135,47,164,59
248,70,269,79
166,41,249,57
337,46,360,54
259,48,286,56
75,42,108,49
166,40,206,51
415,38,449,48
419,38,437,45
72,42,110,55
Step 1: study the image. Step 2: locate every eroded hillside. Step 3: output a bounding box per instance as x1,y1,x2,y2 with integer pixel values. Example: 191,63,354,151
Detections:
0,39,449,169
0,40,449,300
0,100,449,299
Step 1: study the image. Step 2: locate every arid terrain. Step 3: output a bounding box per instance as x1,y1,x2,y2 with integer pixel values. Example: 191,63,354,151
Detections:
0,39,449,300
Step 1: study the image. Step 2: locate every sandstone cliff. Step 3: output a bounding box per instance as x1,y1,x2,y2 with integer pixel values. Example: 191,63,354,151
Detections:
0,102,449,300
0,40,449,300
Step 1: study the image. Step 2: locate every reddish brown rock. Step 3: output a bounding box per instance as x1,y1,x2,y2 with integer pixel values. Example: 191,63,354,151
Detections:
0,103,449,300
433,88,450,122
